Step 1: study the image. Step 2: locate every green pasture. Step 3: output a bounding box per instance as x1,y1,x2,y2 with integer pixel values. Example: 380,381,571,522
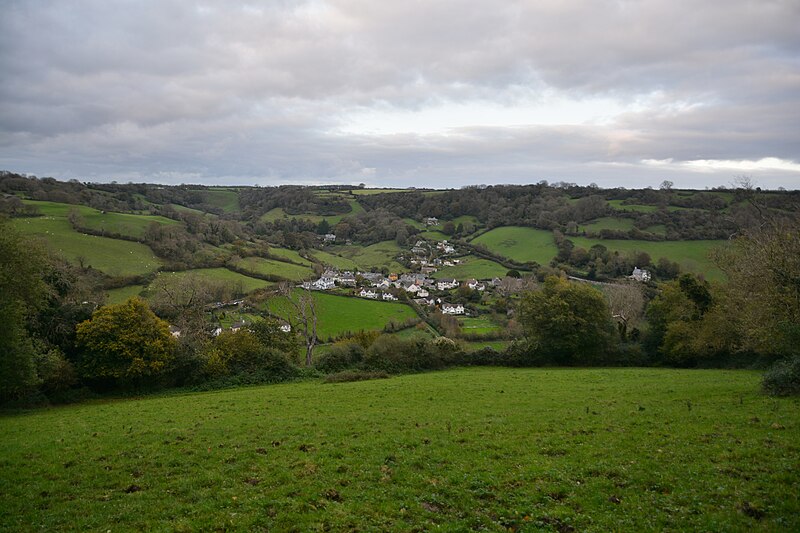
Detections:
267,290,418,340
458,316,504,335
581,217,635,233
12,216,162,277
568,237,726,280
1,368,796,531
260,199,364,227
350,189,412,195
308,250,360,271
105,285,147,305
472,226,559,265
156,268,271,294
431,257,509,280
200,189,240,213
234,257,314,281
332,241,405,272
267,248,313,266
419,230,449,241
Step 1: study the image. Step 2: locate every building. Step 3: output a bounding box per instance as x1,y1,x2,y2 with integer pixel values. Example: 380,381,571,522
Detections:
437,278,459,290
630,267,651,282
441,303,465,315
382,292,398,301
359,289,378,299
312,277,336,290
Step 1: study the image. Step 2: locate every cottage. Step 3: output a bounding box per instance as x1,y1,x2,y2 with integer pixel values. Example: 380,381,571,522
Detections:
322,233,337,243
424,217,439,226
630,267,651,282
417,288,430,298
437,278,458,290
359,289,378,299
312,277,336,290
441,303,465,315
382,292,398,301
465,279,485,291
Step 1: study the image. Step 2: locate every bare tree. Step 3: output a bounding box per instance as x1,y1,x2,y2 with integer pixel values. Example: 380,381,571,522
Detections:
274,282,318,367
603,282,645,340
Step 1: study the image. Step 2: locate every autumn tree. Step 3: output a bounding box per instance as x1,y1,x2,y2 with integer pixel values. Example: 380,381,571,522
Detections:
517,277,615,365
76,298,176,387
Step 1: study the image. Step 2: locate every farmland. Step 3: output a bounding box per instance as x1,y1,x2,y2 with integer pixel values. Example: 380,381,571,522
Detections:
155,268,272,294
567,237,725,280
1,368,796,531
581,217,635,233
11,216,162,277
331,241,405,272
472,226,559,265
266,290,418,340
234,257,314,281
431,256,509,280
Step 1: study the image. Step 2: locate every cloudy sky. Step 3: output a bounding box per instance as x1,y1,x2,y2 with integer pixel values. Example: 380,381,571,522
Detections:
1,0,799,189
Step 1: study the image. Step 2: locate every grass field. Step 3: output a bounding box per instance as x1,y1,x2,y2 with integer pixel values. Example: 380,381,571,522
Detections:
350,189,412,195
12,216,162,277
581,217,635,233
458,316,504,334
23,199,181,239
267,290,418,340
472,226,559,265
1,368,796,531
156,268,272,294
568,237,726,280
105,284,147,305
260,199,364,226
201,189,240,213
432,257,509,280
332,241,405,272
267,248,313,266
235,257,314,281
308,250,361,270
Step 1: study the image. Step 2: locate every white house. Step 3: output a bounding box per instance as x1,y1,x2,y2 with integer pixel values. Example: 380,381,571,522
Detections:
466,279,486,291
424,217,439,226
437,278,459,290
359,289,378,299
322,233,337,243
279,324,292,333
313,277,336,290
382,292,398,301
404,283,419,294
417,288,430,298
441,303,465,315
630,267,651,282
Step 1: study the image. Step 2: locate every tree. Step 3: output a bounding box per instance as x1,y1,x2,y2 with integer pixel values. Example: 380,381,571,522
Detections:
268,283,318,367
0,221,48,401
603,282,645,340
517,277,615,365
76,298,176,386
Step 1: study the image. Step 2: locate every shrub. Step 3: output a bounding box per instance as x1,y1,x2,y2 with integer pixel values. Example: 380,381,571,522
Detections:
762,356,800,396
316,342,365,373
323,370,390,383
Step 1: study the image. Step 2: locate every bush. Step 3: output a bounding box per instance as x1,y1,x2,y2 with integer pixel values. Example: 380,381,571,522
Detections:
315,342,365,373
323,370,390,383
762,356,800,396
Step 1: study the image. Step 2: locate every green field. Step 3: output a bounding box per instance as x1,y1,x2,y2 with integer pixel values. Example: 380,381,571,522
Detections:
235,257,314,281
432,257,509,280
418,230,449,241
105,284,147,305
308,250,361,270
581,217,635,233
267,248,312,266
332,241,405,272
568,237,726,280
12,216,162,277
267,290,418,340
607,200,661,213
156,268,271,294
472,226,559,265
350,188,412,195
1,368,796,531
458,316,504,335
23,199,181,239
200,189,240,213
260,199,364,226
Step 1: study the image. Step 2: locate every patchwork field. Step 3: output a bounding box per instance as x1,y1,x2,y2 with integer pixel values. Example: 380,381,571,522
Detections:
472,226,559,265
568,237,726,280
12,216,162,277
1,368,796,531
267,290,418,340
235,257,314,281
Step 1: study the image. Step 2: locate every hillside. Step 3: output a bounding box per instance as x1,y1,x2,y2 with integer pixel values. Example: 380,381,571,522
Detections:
1,368,797,531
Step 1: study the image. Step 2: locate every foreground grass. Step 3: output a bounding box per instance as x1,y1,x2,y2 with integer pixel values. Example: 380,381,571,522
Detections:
1,368,797,531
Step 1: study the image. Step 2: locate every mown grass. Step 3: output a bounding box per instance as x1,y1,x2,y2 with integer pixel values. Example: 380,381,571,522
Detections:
234,257,314,281
266,290,418,340
155,268,272,294
12,216,162,277
568,237,726,280
472,226,558,265
431,257,509,280
1,368,796,531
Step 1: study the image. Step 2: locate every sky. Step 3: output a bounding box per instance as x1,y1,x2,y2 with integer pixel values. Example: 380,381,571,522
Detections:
1,0,799,189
